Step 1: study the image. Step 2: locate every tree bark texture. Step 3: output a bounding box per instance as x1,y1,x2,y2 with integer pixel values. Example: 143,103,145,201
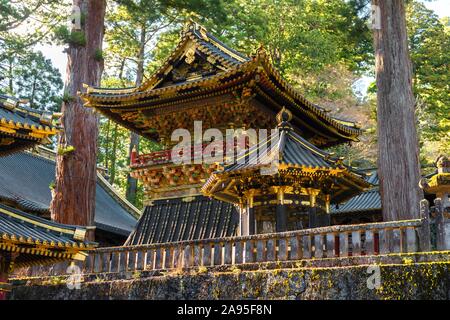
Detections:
372,0,422,220
50,0,106,238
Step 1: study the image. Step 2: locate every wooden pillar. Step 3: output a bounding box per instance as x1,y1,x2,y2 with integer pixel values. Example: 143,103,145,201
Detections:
308,190,318,228
307,189,329,228
319,194,331,227
239,205,247,236
276,188,287,232
238,195,253,236
308,207,317,228
324,194,331,214
239,198,256,236
247,194,255,235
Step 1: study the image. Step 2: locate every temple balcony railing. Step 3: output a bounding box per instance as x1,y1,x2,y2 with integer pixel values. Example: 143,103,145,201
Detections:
54,218,430,275
14,199,450,279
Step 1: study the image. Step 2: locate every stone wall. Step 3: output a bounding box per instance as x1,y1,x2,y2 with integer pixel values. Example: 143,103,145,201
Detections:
10,256,450,300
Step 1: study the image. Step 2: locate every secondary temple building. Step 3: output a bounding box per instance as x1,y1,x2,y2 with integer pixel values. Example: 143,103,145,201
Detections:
81,21,378,245
0,148,139,246
0,94,94,299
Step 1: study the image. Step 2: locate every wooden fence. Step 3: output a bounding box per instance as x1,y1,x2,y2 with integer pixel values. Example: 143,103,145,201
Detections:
73,218,428,275
12,198,449,279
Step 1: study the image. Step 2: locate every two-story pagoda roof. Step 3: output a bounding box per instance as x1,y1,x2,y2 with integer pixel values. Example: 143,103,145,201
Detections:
0,94,59,156
80,21,361,148
202,109,371,205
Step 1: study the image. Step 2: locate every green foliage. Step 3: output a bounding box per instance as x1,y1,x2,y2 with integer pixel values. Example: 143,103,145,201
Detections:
0,50,63,111
69,31,86,46
54,25,88,47
53,25,71,43
57,145,75,156
0,1,67,112
94,48,104,62
0,1,70,57
406,2,450,159
218,0,372,78
62,91,75,104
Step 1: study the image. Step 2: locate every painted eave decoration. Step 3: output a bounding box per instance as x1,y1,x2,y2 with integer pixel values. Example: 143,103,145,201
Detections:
0,94,60,156
201,109,371,206
0,203,96,268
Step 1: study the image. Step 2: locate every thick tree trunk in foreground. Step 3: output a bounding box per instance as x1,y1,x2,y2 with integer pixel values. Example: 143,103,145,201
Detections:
373,0,422,220
50,0,106,239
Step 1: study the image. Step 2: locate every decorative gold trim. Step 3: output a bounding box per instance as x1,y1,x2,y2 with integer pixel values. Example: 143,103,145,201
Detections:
73,228,87,241
0,207,76,236
0,282,12,292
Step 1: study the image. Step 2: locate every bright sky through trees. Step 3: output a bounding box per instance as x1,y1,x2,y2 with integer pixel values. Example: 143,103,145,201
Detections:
33,0,449,79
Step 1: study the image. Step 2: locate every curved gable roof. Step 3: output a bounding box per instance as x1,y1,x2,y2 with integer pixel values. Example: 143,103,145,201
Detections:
0,151,138,236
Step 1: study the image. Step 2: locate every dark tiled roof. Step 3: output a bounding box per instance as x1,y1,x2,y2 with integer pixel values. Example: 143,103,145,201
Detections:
203,118,370,204
331,171,381,214
0,203,94,267
331,189,381,214
0,203,89,246
125,195,238,245
365,170,379,185
87,21,249,97
223,125,346,173
329,169,441,215
187,22,250,66
0,95,53,128
0,152,138,236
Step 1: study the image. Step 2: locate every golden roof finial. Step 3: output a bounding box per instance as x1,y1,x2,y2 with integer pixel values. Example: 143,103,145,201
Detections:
436,155,450,173
183,18,196,32
255,44,267,59
276,107,292,125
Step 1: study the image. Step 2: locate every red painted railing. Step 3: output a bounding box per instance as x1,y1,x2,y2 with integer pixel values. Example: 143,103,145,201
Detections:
131,141,248,166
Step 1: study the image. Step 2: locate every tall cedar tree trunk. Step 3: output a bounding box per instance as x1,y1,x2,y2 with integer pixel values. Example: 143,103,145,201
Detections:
125,25,146,204
373,0,422,220
50,0,106,239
